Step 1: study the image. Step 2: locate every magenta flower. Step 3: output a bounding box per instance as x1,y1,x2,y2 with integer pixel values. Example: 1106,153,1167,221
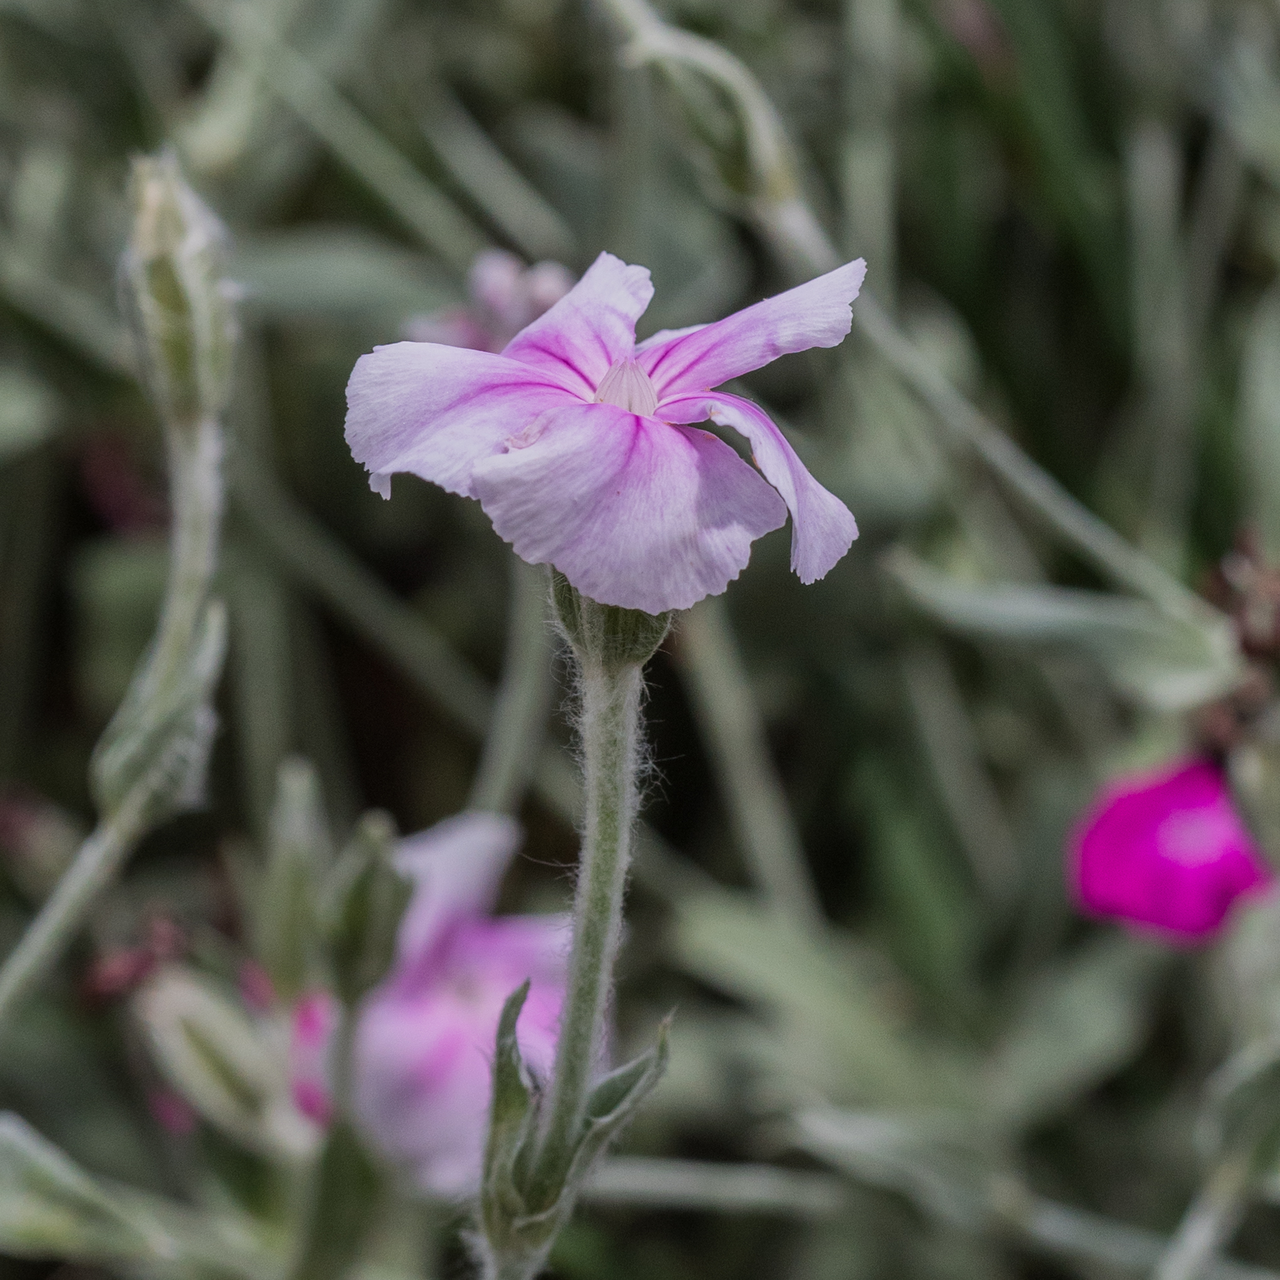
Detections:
1070,758,1273,942
346,252,864,614
351,813,569,1197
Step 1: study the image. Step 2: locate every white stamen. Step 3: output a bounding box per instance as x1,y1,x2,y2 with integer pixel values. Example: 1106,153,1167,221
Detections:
594,358,659,416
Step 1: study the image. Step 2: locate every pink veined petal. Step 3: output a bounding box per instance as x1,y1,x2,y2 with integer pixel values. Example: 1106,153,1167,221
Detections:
469,402,787,614
502,252,654,397
345,343,581,499
662,392,858,584
392,814,522,976
637,259,867,398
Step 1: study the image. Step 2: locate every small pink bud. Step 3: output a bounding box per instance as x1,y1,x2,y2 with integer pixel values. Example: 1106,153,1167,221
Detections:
237,961,276,1013
149,1087,197,1136
1070,758,1273,943
291,1078,333,1127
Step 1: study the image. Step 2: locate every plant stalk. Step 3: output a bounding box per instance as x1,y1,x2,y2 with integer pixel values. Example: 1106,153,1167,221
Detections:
530,652,644,1202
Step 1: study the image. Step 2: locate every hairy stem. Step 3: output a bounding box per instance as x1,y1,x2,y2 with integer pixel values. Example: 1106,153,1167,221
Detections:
531,653,643,1201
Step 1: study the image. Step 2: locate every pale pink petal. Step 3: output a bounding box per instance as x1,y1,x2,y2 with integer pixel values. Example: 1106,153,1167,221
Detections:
393,814,522,975
353,948,565,1198
501,252,653,398
469,402,787,614
345,343,580,499
638,260,866,398
662,392,857,583
448,916,572,989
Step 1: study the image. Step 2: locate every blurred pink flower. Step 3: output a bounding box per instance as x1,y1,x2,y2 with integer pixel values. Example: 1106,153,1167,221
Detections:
1070,759,1273,942
148,1087,197,1137
289,988,339,1126
347,252,863,614
404,249,574,353
351,813,569,1198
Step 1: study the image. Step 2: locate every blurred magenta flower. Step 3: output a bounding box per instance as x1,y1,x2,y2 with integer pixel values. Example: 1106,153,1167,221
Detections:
350,813,569,1197
290,989,338,1126
1070,759,1272,942
404,249,574,353
347,252,864,613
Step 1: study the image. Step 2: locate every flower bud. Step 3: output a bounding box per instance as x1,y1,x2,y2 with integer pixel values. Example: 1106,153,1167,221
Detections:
122,153,236,432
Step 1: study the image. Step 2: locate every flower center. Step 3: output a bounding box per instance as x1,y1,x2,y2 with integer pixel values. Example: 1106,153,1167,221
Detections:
594,358,658,416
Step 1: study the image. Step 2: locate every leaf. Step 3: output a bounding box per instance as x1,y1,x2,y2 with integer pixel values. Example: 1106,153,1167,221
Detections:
1238,285,1280,560
320,810,409,1005
0,1112,273,1277
1203,1040,1280,1180
231,228,454,321
89,598,227,825
286,1121,380,1280
133,965,317,1162
257,758,332,1001
983,936,1168,1132
670,885,974,1108
886,547,1242,711
0,367,57,464
794,1107,994,1232
564,1023,671,1187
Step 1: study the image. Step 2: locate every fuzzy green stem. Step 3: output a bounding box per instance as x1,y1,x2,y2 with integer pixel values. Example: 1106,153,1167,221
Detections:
0,414,223,1034
531,654,643,1201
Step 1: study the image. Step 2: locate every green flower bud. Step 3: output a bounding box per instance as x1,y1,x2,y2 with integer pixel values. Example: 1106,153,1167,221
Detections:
122,153,236,432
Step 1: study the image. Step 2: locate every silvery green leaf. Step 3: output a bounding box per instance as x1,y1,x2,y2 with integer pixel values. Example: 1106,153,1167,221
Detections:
481,981,539,1243
321,810,409,1005
1217,886,1280,1048
133,965,318,1162
562,1024,670,1189
286,1121,380,1280
1222,41,1280,194
886,548,1242,711
231,229,454,321
793,1107,993,1232
0,1112,274,1278
0,367,57,464
984,936,1168,1133
1238,286,1280,560
1202,1040,1280,1179
257,757,332,1000
90,598,227,826
671,885,973,1108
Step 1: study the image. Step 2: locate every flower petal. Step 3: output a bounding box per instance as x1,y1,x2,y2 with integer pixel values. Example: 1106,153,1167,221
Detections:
392,813,522,975
345,342,580,499
502,252,654,397
469,402,786,614
638,259,866,398
662,392,858,583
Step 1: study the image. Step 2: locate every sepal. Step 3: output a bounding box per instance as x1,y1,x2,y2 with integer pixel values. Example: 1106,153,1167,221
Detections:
551,572,672,676
320,810,409,1005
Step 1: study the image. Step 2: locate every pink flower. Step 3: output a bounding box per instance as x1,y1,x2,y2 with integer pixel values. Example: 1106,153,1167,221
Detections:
351,813,569,1198
346,252,864,614
289,988,339,1126
404,249,575,353
1070,759,1273,942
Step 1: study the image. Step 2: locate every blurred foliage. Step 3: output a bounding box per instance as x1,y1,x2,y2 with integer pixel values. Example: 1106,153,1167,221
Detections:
3,0,1280,1277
